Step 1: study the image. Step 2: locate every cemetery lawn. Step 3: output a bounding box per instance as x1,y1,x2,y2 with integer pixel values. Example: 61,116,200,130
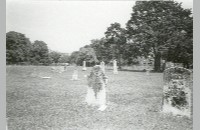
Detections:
6,66,192,130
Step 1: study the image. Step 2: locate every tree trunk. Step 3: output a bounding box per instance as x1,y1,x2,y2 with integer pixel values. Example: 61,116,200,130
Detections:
154,52,161,72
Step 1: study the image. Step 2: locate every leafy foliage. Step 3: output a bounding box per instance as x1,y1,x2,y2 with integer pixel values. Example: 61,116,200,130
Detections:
30,40,50,65
6,31,32,64
49,51,61,63
126,1,193,71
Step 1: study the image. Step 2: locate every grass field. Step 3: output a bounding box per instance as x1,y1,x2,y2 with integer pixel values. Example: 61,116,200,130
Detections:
6,66,192,130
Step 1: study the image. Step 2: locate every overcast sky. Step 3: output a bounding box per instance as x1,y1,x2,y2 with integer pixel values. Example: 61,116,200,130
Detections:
6,0,193,54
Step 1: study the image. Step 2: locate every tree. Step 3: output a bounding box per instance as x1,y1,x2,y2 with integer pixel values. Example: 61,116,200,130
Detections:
59,53,70,63
126,1,193,71
6,31,32,64
49,51,61,64
31,40,50,65
104,22,127,69
90,38,112,64
69,51,80,65
77,46,98,66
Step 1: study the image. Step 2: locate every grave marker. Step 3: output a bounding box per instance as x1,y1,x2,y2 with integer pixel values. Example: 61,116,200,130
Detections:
85,65,108,111
162,67,192,118
113,60,118,74
100,61,105,73
82,61,87,71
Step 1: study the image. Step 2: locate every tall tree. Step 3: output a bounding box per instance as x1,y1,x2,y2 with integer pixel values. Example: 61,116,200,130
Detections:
59,53,70,63
126,1,193,71
6,31,32,64
49,51,61,64
31,40,50,65
69,51,80,65
104,22,127,69
90,38,112,64
77,46,98,66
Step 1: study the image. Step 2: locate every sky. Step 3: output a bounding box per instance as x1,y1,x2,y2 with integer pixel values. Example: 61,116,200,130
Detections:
6,0,193,54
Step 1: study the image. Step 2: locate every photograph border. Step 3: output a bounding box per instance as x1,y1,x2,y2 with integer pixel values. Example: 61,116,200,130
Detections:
2,0,198,130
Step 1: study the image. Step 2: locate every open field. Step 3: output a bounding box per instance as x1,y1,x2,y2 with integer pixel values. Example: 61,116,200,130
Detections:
6,66,192,130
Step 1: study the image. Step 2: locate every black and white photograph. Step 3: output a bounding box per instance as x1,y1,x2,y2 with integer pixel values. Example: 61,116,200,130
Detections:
6,0,193,130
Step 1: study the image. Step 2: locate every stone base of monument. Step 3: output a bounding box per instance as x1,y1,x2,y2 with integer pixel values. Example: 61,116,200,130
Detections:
162,67,192,118
162,102,191,117
82,67,87,71
85,87,107,111
162,84,192,118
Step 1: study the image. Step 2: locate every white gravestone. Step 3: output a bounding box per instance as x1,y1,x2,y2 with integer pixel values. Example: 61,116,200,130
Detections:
85,65,108,111
113,60,118,74
82,61,87,71
100,61,105,73
162,67,192,118
71,69,78,80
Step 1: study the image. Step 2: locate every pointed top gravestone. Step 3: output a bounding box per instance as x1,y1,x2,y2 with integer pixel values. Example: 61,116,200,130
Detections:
82,61,87,71
113,60,118,74
162,67,193,118
100,61,105,73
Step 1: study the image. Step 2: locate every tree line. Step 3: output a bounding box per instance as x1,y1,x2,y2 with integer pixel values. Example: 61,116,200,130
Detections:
70,1,193,71
6,31,70,65
7,1,193,72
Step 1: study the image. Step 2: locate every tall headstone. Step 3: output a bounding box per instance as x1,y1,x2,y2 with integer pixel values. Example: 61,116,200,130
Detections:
162,67,192,118
71,69,78,80
100,61,105,73
85,65,108,111
113,60,118,74
82,61,87,71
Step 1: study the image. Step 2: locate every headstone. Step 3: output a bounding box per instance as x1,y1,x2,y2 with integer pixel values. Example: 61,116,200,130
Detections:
85,65,108,111
64,63,68,71
100,61,105,73
82,61,87,71
162,67,192,118
71,69,78,80
113,60,118,74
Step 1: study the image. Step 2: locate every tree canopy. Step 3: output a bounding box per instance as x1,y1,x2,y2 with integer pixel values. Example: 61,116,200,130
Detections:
6,31,32,64
126,1,193,70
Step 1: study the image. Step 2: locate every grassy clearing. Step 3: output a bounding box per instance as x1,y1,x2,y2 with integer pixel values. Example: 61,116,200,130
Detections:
6,66,192,130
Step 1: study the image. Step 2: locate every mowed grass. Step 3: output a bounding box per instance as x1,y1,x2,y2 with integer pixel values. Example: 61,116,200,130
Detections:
6,66,192,130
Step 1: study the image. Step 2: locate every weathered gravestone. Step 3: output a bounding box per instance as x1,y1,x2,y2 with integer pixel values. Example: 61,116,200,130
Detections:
113,60,118,74
100,61,105,73
85,65,108,111
162,67,193,118
82,61,87,71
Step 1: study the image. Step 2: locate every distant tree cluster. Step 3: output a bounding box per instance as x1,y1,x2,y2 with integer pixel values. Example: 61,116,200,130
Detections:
70,1,193,71
7,1,193,71
6,31,70,65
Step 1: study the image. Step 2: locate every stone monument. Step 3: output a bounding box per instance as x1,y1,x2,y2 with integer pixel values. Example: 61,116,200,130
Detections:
113,60,118,74
162,67,192,118
82,61,87,71
85,65,108,111
100,61,105,73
